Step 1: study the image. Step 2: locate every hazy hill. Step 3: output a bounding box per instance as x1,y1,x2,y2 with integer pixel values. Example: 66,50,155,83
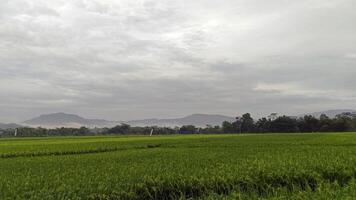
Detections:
127,114,235,127
301,109,356,118
23,113,119,128
0,123,22,130
23,113,235,128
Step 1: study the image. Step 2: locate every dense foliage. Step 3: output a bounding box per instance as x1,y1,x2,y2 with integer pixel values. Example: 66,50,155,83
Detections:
1,112,356,137
221,113,356,133
2,134,356,199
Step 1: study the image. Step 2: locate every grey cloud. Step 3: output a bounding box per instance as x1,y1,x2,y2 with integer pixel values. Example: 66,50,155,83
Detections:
0,0,356,122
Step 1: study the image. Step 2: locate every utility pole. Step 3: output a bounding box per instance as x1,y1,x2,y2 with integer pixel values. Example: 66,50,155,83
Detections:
150,128,154,136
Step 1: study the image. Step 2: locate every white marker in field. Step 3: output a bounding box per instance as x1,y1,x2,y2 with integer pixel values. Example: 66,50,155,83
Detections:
150,128,154,136
14,128,18,137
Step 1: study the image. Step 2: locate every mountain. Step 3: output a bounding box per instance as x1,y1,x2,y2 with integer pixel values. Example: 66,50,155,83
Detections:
127,114,235,127
22,110,356,129
300,109,356,118
23,113,120,128
0,123,23,130
23,113,234,128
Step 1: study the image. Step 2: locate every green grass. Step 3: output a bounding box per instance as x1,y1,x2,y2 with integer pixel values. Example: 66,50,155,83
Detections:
1,133,356,199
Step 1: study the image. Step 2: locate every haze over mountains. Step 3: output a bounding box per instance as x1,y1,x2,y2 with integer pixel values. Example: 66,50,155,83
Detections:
128,114,235,127
0,123,22,130
301,109,356,118
22,113,235,128
23,113,120,128
0,109,354,129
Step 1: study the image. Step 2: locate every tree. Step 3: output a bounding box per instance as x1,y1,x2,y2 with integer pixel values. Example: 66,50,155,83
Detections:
77,127,90,135
298,115,319,132
240,113,255,133
256,118,271,133
201,125,222,134
232,117,242,133
319,114,332,132
351,116,356,131
332,115,352,132
271,116,298,133
179,125,197,134
108,124,130,134
222,121,234,133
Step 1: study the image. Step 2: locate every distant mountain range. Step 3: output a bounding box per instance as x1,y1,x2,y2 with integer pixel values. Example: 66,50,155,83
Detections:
23,113,120,128
22,113,235,128
300,109,356,118
3,109,354,129
127,114,235,127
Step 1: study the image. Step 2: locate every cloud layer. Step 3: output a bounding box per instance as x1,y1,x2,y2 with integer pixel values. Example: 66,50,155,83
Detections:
1,0,356,122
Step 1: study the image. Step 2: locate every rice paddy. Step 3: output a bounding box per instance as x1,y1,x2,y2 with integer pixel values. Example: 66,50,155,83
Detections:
1,133,356,199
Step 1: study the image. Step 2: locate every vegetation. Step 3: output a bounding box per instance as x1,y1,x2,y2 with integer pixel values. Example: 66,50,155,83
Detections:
1,112,356,137
1,133,356,199
222,112,356,134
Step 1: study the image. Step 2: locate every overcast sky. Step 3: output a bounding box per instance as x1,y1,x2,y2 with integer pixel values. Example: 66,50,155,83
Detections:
1,0,356,122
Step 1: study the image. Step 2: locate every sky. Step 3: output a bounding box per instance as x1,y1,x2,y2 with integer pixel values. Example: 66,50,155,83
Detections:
1,0,356,122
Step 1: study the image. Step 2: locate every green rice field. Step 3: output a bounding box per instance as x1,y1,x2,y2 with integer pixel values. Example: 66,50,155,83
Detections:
1,133,356,199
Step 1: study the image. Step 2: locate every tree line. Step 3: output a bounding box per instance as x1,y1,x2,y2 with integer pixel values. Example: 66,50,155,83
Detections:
1,112,356,137
221,113,356,133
